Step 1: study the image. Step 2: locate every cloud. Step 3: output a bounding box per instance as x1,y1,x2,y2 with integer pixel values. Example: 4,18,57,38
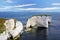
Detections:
52,3,60,5
5,4,36,8
16,7,60,11
0,4,36,11
12,7,60,12
5,0,13,3
0,4,36,9
0,7,10,11
0,7,60,12
0,4,60,12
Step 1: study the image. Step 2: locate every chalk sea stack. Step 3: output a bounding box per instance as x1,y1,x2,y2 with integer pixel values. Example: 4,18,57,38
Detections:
26,14,51,29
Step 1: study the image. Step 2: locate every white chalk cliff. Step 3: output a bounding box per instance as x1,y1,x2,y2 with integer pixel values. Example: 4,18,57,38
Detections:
0,19,23,40
26,15,51,29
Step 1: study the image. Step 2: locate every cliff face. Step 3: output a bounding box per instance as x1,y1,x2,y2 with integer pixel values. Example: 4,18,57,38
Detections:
0,19,23,40
26,16,51,29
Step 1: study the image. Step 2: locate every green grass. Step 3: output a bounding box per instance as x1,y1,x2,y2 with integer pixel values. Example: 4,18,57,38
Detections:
33,14,51,16
0,18,7,34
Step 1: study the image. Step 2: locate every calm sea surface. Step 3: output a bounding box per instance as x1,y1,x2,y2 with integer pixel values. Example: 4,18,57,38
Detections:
0,12,60,40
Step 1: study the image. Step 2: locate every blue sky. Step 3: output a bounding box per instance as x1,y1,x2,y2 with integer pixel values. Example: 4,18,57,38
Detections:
0,0,60,12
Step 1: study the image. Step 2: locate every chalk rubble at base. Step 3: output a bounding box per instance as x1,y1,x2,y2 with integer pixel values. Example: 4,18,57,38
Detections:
26,15,51,29
0,19,23,40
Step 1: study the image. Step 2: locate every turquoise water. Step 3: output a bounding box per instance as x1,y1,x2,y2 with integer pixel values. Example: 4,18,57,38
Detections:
0,12,60,40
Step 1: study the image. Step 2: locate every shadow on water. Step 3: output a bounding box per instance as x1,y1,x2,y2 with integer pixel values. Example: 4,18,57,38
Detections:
20,27,48,40
35,27,48,40
37,27,47,31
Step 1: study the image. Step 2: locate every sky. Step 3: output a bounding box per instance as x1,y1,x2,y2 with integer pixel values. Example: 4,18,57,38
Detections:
0,0,60,12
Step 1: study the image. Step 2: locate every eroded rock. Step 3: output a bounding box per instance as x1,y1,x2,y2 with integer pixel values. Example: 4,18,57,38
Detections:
26,15,51,29
0,18,23,40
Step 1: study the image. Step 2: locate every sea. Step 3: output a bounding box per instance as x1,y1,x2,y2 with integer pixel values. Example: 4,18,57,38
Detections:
0,12,60,40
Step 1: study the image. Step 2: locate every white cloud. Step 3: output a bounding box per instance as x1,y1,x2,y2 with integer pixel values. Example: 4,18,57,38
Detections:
41,7,59,10
16,7,60,11
5,4,36,8
11,7,60,12
5,0,13,3
0,4,36,9
52,3,60,5
0,4,60,12
0,4,36,11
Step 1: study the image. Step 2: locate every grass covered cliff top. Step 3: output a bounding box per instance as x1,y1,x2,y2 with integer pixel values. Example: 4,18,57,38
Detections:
33,14,51,16
0,18,17,34
0,18,7,34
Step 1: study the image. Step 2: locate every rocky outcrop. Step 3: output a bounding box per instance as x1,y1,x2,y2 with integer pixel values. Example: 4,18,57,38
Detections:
0,19,23,40
26,15,51,29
